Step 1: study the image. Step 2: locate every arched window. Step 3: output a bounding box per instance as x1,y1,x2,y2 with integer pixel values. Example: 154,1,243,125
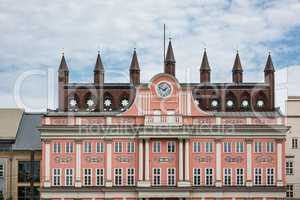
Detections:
240,91,251,111
225,91,237,111
254,91,267,111
84,92,96,112
119,93,130,111
103,92,113,111
68,93,80,112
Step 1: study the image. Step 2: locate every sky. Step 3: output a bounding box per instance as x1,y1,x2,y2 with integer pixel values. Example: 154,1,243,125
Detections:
0,0,300,112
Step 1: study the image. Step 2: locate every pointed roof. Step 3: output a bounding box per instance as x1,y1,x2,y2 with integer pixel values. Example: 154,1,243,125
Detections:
232,51,243,71
94,51,104,72
200,49,210,71
58,54,68,71
264,53,275,72
130,49,140,70
165,40,175,63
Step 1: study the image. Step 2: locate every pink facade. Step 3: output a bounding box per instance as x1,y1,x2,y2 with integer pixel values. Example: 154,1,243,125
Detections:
40,73,288,200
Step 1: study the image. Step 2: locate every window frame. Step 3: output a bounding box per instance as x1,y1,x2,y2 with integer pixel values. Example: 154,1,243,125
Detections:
84,142,92,153
286,160,294,176
96,142,104,153
65,168,73,186
266,168,275,186
223,142,232,153
0,164,4,178
114,168,123,186
53,168,61,186
167,168,176,186
152,141,161,153
65,142,73,154
205,168,213,186
235,142,244,153
127,168,135,186
127,142,135,153
254,168,262,186
167,141,176,153
114,142,123,153
236,168,244,186
193,168,201,186
193,141,201,153
96,168,104,186
152,168,161,186
205,142,213,153
84,168,92,186
223,168,232,186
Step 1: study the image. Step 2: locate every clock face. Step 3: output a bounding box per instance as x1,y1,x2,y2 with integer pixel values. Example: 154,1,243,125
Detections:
157,82,172,98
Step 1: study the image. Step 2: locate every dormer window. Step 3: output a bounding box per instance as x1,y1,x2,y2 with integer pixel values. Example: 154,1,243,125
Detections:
241,99,249,109
104,98,112,111
86,99,95,112
226,100,234,108
120,98,129,111
256,100,265,108
211,100,219,108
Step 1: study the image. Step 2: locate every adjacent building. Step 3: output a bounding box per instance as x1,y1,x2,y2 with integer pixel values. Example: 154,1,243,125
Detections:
0,109,41,200
39,41,288,200
286,96,300,199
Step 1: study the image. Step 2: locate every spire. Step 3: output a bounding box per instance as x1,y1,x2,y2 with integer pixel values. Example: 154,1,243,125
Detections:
200,49,210,71
164,39,176,76
200,49,211,83
264,53,275,72
232,51,243,83
130,48,140,70
58,53,68,72
165,40,175,63
130,48,140,85
94,51,104,72
232,51,243,72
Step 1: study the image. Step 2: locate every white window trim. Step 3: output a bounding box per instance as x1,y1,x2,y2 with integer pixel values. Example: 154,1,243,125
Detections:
114,168,123,186
65,142,73,154
223,168,232,186
205,142,213,153
65,168,73,186
193,168,201,186
83,168,92,186
223,142,232,153
235,142,244,153
114,142,123,153
266,142,274,153
152,168,161,186
193,141,201,153
167,141,176,153
84,142,92,153
96,168,105,186
152,141,161,153
53,143,61,153
236,168,244,186
127,142,135,153
126,168,135,186
254,168,262,186
52,168,61,186
266,168,275,186
167,167,176,186
205,168,214,186
96,142,105,153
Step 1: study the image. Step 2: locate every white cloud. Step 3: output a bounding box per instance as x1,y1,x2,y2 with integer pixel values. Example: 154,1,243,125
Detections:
0,0,300,111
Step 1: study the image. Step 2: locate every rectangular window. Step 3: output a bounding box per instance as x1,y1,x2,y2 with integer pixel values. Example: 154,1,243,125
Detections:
254,168,262,185
53,143,61,153
127,142,135,153
96,168,104,186
266,168,274,186
65,168,73,186
0,164,3,177
96,142,104,153
224,168,232,186
286,161,294,176
287,184,294,198
193,168,201,186
254,142,262,153
18,186,40,200
205,142,213,153
84,142,92,153
153,141,161,153
292,138,298,149
153,168,161,186
236,142,244,153
114,168,122,186
193,142,201,153
84,168,92,186
266,142,274,153
65,142,73,153
127,168,135,186
114,142,122,153
236,168,244,186
223,142,231,153
18,161,40,183
205,168,213,186
167,141,176,153
167,168,176,186
53,168,61,186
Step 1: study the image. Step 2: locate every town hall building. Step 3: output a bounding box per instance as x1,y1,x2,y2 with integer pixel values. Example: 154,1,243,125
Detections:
39,40,288,200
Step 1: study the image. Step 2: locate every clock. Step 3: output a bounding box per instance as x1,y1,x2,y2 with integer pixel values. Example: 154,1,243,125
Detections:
157,82,172,98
